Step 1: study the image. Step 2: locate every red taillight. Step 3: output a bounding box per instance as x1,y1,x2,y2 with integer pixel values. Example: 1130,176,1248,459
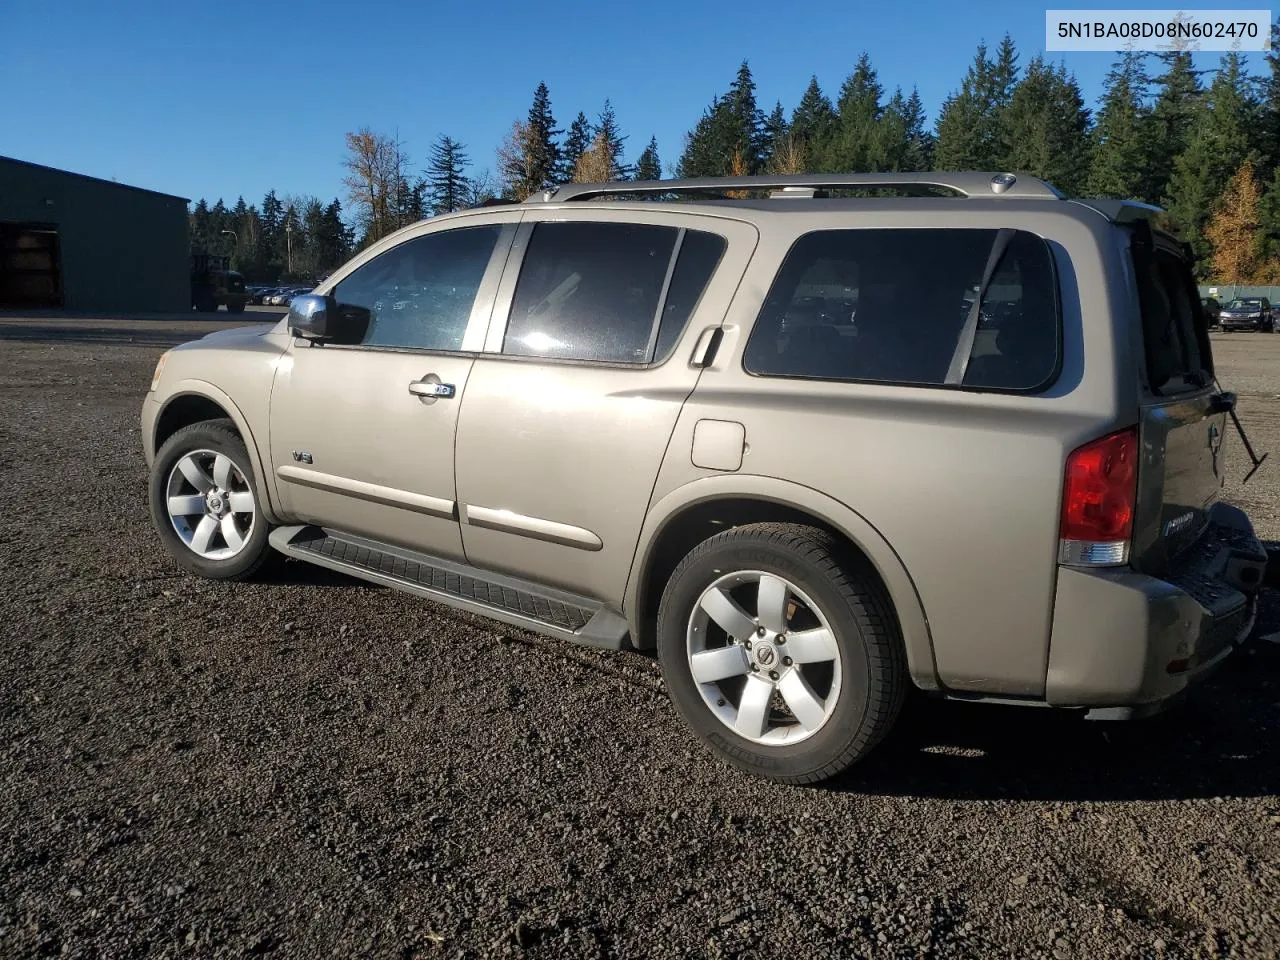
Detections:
1059,427,1138,566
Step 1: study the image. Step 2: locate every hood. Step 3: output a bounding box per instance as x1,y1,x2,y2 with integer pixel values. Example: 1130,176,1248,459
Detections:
173,323,275,352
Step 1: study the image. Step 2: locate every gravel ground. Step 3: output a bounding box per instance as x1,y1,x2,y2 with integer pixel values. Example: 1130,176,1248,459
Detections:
1,318,1278,960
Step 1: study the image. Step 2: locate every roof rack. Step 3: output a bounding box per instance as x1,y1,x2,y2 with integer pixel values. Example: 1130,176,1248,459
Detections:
530,172,1066,203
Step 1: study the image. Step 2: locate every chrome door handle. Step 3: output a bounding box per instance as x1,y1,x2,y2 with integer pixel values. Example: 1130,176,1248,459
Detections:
408,380,455,399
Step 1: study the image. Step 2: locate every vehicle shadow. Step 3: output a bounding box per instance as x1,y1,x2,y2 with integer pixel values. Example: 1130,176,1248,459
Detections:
834,639,1280,802
256,556,384,590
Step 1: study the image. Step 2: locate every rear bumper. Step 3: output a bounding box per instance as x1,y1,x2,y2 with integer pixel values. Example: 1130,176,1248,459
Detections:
1045,503,1266,710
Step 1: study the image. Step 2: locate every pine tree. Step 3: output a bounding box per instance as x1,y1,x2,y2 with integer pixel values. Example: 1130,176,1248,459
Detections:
392,176,425,229
635,136,662,181
189,199,211,253
426,135,471,215
761,102,788,170
503,82,561,198
260,190,284,269
790,76,836,160
1148,50,1205,205
1259,20,1280,179
559,111,593,183
991,34,1020,109
1001,57,1092,196
315,199,351,277
594,99,630,180
877,89,916,172
1087,51,1154,200
902,88,934,170
678,101,722,177
230,197,254,272
1256,166,1280,265
933,40,1017,169
1165,52,1259,266
725,60,766,172
1206,159,1266,282
823,53,885,172
678,62,765,179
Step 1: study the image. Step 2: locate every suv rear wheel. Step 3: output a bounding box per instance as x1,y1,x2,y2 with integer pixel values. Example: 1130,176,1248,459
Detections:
657,523,906,784
148,419,272,581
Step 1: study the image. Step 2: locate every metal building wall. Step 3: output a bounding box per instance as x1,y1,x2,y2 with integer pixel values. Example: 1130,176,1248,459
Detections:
0,156,190,312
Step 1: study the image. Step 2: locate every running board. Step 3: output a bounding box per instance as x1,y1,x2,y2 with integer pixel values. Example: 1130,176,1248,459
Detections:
269,525,632,651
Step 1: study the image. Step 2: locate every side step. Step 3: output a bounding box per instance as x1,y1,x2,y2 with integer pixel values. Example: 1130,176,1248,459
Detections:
268,525,632,651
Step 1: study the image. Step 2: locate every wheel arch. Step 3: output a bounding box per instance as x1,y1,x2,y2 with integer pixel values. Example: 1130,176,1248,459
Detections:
149,380,281,525
625,476,939,691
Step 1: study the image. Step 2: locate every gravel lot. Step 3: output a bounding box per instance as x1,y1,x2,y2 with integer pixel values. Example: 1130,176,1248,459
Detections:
1,317,1278,959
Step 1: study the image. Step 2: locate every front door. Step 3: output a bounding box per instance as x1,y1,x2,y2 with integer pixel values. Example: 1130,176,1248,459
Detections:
269,220,515,559
453,210,757,601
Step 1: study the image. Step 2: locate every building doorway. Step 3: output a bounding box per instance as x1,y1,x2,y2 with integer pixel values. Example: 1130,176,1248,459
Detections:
0,222,62,308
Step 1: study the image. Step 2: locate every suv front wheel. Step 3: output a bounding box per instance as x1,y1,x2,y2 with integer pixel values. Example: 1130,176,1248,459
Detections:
148,419,272,581
657,523,906,784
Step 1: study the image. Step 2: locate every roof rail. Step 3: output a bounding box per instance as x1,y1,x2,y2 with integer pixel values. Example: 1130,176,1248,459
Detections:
530,172,1066,203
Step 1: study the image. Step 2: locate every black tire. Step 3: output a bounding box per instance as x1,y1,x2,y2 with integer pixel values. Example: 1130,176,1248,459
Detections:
148,419,272,581
656,522,907,784
226,301,246,314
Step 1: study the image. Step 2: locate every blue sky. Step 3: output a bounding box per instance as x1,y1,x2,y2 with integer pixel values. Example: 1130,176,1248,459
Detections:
0,1,1269,208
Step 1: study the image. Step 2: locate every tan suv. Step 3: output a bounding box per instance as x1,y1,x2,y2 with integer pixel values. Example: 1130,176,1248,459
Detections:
141,173,1269,784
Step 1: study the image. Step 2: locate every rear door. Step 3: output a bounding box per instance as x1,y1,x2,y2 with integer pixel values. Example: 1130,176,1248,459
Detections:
1128,224,1227,575
452,209,757,602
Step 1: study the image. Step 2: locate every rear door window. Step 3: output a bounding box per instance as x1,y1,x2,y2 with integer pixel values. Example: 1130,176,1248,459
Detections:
502,221,726,364
1131,236,1213,395
743,228,1060,391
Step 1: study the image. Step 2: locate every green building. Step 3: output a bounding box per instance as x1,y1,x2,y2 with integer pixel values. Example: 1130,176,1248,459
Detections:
0,155,190,313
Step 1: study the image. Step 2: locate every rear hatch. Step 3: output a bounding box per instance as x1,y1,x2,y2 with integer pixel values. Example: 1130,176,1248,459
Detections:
1127,224,1224,574
1126,223,1266,649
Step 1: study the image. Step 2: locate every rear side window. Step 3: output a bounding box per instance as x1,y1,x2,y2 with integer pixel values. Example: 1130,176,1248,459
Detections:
743,228,1060,391
1132,239,1213,395
502,222,725,364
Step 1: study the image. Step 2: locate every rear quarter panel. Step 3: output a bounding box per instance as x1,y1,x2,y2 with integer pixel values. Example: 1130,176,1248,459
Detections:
641,202,1134,697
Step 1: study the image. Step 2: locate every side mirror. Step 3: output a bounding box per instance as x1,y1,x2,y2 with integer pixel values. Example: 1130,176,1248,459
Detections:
287,294,334,340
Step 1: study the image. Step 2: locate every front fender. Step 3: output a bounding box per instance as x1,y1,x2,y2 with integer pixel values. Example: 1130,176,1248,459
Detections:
149,379,282,526
625,474,940,691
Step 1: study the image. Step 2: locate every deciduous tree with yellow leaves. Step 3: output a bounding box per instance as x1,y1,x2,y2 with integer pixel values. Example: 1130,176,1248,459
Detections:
1206,159,1267,283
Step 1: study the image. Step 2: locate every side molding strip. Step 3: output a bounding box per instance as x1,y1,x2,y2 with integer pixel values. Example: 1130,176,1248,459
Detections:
275,465,456,520
464,504,603,551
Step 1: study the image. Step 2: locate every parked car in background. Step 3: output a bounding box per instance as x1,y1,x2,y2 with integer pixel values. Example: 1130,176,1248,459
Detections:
141,172,1268,785
1201,296,1221,328
1219,297,1275,332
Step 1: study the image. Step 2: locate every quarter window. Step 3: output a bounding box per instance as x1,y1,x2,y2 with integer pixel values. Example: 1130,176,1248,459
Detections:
502,222,725,364
331,225,501,351
743,228,1060,391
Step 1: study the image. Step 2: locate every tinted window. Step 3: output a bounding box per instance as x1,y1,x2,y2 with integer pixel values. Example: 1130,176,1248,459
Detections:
503,222,693,363
1133,241,1212,395
653,230,727,362
332,225,500,351
743,229,1059,390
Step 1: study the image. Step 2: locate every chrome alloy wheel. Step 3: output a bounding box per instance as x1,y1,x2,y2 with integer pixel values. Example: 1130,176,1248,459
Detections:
164,449,257,561
686,571,843,745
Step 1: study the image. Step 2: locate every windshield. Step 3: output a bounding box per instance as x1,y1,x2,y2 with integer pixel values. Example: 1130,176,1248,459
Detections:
1226,299,1261,310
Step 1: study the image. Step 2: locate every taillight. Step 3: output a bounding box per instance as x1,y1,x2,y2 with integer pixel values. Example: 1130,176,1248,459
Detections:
1058,427,1138,566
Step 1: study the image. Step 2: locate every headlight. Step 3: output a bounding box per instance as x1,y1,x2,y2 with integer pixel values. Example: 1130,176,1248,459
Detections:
150,351,170,392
